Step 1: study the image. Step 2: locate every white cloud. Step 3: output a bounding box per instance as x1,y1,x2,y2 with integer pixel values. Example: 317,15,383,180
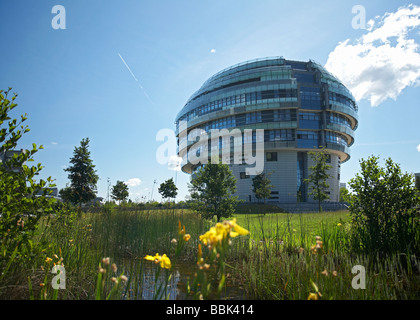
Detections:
51,142,58,145
325,4,420,106
130,192,141,197
124,178,141,187
210,49,216,53
168,155,182,171
416,144,420,152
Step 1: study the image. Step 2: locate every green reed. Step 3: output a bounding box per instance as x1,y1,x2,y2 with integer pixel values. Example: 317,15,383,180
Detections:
1,208,208,300
2,207,418,301
229,210,419,300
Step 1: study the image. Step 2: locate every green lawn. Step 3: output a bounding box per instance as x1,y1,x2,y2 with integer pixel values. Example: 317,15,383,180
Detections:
233,210,350,250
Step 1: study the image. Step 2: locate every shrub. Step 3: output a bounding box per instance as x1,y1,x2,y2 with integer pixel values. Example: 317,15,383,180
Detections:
0,88,56,280
347,156,420,255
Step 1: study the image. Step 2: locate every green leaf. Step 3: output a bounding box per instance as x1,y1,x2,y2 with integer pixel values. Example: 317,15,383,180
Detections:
218,274,226,293
310,280,319,293
95,265,103,300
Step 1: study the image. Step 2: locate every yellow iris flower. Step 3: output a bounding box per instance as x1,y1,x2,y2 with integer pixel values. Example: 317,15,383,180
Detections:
199,219,250,246
199,226,219,246
144,253,172,269
229,219,250,236
160,254,172,269
307,293,318,300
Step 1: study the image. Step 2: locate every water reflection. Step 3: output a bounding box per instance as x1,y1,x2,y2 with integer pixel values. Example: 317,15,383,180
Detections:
122,261,247,300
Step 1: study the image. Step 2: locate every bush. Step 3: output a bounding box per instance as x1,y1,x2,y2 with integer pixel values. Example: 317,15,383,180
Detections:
0,88,56,279
347,156,420,255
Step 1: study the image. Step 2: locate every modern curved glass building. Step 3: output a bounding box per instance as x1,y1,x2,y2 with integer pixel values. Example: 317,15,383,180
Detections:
175,57,358,204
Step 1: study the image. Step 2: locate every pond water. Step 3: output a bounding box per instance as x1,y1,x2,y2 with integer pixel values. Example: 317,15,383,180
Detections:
122,261,248,300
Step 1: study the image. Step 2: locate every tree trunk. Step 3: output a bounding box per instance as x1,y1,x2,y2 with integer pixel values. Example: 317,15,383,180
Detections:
318,188,321,213
263,198,266,216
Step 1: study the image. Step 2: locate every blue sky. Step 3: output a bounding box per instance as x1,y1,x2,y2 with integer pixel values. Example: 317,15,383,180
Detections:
1,0,419,202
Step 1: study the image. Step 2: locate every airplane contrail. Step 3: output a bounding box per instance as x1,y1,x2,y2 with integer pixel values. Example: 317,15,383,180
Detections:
118,52,153,104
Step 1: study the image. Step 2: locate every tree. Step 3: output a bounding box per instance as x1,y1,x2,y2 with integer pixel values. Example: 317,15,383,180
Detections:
252,172,273,205
188,161,239,222
0,88,56,276
304,148,332,213
111,180,129,203
347,156,420,254
59,185,73,203
158,178,178,202
63,137,99,212
339,187,349,202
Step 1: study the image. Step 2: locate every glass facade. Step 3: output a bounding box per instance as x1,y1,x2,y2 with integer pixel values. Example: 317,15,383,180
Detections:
327,112,352,128
176,57,358,203
299,112,320,129
267,129,294,142
297,130,319,148
300,87,322,109
176,88,298,126
325,131,348,147
297,152,307,202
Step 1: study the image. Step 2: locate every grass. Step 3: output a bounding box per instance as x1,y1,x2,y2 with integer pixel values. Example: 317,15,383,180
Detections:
1,208,209,300
234,210,350,246
228,210,419,300
0,207,418,300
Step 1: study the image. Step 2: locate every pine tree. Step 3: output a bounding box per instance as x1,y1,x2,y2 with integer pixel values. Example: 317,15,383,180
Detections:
63,137,98,212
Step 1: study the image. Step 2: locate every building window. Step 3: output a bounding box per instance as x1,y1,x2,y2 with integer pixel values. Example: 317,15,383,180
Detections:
300,87,322,109
274,109,295,121
325,131,348,147
266,129,294,142
246,112,262,124
266,152,277,162
329,92,356,111
240,172,249,179
297,130,318,140
297,152,307,202
299,112,320,121
328,112,352,128
294,72,315,83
